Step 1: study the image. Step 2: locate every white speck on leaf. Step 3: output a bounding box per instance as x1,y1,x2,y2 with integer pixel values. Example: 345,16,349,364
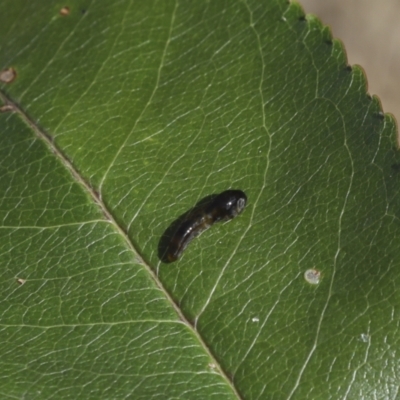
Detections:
304,269,321,285
360,333,370,343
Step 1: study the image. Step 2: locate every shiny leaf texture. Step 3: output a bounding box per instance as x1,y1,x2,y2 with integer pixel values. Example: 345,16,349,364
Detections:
1,0,399,399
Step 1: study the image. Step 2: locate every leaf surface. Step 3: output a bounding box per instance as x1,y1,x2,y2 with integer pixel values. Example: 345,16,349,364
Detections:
1,0,399,399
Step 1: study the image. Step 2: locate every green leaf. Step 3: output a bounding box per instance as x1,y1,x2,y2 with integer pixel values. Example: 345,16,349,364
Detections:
1,0,399,398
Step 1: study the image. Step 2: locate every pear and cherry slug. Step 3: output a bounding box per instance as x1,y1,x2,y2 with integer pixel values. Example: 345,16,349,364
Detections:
165,189,247,262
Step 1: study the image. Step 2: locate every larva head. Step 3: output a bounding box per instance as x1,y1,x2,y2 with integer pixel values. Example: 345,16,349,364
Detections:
218,189,247,219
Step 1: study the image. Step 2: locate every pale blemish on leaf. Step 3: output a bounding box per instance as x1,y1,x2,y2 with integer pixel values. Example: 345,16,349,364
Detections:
359,333,370,343
304,269,321,285
59,6,70,16
0,104,14,113
0,68,16,83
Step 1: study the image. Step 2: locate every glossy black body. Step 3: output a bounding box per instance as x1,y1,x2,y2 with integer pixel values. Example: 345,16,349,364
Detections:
165,189,247,262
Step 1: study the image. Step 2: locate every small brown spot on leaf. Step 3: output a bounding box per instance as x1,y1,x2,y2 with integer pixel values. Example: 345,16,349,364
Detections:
60,6,70,16
0,104,14,113
0,68,16,84
16,278,26,285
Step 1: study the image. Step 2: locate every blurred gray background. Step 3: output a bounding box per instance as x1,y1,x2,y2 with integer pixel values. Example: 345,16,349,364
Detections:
301,0,399,130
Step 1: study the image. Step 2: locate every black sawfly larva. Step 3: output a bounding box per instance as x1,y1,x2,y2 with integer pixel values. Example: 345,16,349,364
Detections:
161,189,247,263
